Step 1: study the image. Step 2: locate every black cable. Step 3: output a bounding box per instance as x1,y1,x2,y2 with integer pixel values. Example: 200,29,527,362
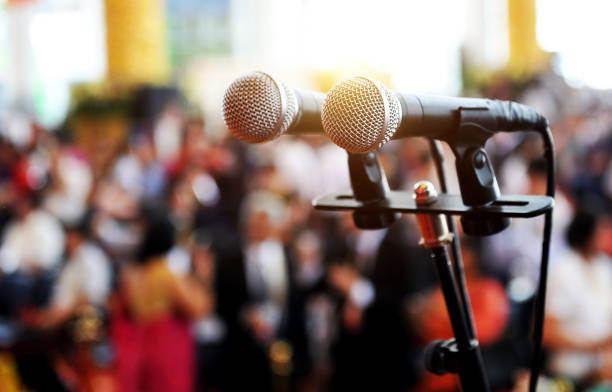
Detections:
428,139,477,340
529,125,556,392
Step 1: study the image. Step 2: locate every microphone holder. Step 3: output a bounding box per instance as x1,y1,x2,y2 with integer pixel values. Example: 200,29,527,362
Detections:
346,151,401,229
444,108,517,236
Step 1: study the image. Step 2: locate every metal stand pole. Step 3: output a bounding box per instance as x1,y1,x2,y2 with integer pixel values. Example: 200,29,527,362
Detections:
428,139,477,340
414,181,490,392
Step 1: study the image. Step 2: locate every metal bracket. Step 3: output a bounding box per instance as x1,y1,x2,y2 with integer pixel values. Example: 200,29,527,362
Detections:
313,191,553,218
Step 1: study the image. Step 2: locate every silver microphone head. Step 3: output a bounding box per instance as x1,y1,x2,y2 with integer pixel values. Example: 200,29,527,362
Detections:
222,71,298,143
322,77,402,154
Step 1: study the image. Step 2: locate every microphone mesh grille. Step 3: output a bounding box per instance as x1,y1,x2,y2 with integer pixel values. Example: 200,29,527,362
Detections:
322,77,401,154
222,71,298,143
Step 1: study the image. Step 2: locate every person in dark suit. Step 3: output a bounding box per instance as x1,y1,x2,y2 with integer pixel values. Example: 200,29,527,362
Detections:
213,191,311,391
328,215,438,391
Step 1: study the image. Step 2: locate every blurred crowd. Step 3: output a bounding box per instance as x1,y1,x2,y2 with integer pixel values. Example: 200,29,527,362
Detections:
0,67,609,392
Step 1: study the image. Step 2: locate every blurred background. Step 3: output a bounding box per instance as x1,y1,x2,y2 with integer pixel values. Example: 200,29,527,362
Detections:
0,0,610,391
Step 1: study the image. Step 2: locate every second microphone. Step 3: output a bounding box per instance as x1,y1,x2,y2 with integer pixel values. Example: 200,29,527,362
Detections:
222,71,325,144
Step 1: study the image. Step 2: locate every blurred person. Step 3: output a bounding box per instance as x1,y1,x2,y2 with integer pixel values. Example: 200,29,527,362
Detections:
411,237,510,391
332,212,388,272
91,181,143,262
314,139,351,197
519,72,562,126
111,208,212,392
0,190,65,391
393,138,438,191
129,84,185,172
485,158,573,286
213,190,311,390
18,213,113,392
194,140,245,232
169,167,230,235
0,111,35,151
571,141,611,205
0,192,64,312
293,230,325,290
43,146,93,227
168,169,205,236
544,208,612,387
524,158,572,246
188,230,226,392
250,136,351,205
269,139,322,202
604,143,612,208
152,100,185,163
23,212,111,329
168,116,209,175
292,229,335,390
248,162,291,197
0,139,19,233
182,121,236,179
328,216,437,391
111,132,166,201
498,134,543,195
168,120,247,232
284,195,313,239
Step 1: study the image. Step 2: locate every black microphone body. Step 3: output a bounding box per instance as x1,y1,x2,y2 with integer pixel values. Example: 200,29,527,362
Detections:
291,88,326,135
396,94,546,146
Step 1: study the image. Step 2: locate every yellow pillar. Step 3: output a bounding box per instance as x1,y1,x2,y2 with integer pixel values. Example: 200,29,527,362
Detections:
507,0,548,76
104,0,170,84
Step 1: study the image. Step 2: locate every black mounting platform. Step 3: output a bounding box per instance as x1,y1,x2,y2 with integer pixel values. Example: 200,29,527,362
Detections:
313,191,553,218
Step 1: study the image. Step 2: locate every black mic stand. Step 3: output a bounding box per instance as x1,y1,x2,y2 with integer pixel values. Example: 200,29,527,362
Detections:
313,141,553,391
342,151,489,388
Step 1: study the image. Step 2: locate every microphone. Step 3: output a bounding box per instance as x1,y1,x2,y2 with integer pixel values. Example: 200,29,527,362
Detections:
321,76,546,154
222,71,325,144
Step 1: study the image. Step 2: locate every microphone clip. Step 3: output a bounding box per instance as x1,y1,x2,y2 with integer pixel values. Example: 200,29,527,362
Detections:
346,152,401,230
315,123,554,236
444,110,511,235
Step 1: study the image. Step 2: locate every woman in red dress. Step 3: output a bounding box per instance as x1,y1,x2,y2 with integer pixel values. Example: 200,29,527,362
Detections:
111,211,213,392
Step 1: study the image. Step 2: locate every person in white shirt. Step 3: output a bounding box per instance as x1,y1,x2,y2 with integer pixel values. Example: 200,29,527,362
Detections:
24,216,111,329
545,208,612,384
0,194,65,315
240,191,290,342
0,195,64,275
52,231,111,310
